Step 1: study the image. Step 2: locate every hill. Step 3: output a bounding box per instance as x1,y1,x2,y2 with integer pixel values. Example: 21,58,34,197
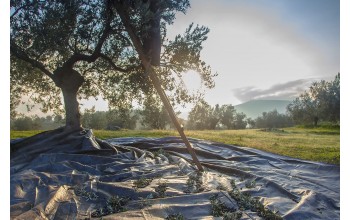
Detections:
234,99,291,119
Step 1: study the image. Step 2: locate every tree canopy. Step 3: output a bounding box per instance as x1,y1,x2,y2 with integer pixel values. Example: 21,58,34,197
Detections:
287,73,340,126
187,101,248,130
10,0,216,130
140,95,174,129
255,110,293,129
187,100,216,130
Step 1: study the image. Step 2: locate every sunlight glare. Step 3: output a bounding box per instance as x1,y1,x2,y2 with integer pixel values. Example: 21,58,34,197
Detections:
182,70,202,94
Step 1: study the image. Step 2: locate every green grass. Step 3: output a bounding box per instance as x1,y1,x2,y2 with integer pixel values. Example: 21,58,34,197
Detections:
11,127,340,164
11,130,46,139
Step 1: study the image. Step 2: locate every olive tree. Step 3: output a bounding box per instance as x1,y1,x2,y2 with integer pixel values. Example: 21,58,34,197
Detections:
287,73,340,126
10,0,216,131
187,100,219,130
140,95,172,129
219,104,236,129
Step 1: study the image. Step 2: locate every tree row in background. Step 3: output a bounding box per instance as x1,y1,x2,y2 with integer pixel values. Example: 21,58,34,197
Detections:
186,100,293,130
255,110,293,129
11,115,65,131
11,74,339,131
186,101,248,130
11,101,176,131
11,97,293,131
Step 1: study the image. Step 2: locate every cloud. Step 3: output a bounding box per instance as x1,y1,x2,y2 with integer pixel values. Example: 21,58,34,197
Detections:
232,78,318,102
172,0,339,107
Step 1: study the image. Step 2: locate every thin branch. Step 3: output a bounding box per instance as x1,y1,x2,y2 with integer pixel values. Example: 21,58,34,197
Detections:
64,3,113,68
10,1,45,19
113,2,150,68
113,30,133,46
10,42,55,81
99,53,135,73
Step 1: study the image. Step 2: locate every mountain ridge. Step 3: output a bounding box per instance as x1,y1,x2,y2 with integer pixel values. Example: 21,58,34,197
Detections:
179,99,292,120
234,99,292,119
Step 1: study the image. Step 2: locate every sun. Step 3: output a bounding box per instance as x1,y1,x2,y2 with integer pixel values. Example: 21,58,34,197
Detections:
182,70,202,94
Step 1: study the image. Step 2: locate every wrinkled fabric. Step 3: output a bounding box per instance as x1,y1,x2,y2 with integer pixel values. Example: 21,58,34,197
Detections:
10,129,339,219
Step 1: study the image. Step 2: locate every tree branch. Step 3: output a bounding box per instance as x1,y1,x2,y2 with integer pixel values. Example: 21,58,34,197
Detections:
10,42,55,81
64,4,113,68
113,2,150,69
99,54,136,73
10,1,45,19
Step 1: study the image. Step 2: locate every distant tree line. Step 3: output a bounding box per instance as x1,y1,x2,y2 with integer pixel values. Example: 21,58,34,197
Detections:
10,101,293,131
11,74,339,130
11,115,65,131
186,100,293,130
255,110,293,129
186,101,248,130
81,97,180,130
10,106,293,131
10,102,176,131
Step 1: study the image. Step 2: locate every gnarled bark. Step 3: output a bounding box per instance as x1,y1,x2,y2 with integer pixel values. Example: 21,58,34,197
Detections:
141,0,161,66
53,67,84,131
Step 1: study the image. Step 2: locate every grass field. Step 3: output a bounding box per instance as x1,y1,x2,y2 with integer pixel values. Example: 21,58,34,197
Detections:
11,126,340,164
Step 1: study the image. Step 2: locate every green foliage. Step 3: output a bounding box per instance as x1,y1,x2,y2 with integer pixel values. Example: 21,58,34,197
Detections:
287,73,340,126
81,107,139,130
246,117,256,128
11,108,139,130
230,179,237,189
153,148,170,158
209,194,237,217
11,115,64,130
154,181,168,198
228,182,282,219
219,104,236,129
255,110,293,129
165,213,185,220
10,58,64,118
138,196,152,208
106,108,139,130
187,100,218,130
11,116,38,131
11,0,107,115
140,95,172,129
233,112,248,129
82,110,108,130
216,183,228,191
223,211,243,220
244,180,256,189
184,171,205,193
10,0,216,124
74,185,98,201
91,195,130,217
133,177,153,189
220,105,247,129
187,102,247,130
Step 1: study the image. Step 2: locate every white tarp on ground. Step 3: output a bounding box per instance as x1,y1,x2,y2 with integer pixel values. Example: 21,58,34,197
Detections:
10,129,339,219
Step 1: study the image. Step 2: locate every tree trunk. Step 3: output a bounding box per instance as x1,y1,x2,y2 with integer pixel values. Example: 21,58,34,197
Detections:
62,88,81,131
141,0,161,66
314,116,319,127
53,67,84,131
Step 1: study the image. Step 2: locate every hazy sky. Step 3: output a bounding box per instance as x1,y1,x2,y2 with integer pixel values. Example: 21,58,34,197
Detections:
170,0,340,107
